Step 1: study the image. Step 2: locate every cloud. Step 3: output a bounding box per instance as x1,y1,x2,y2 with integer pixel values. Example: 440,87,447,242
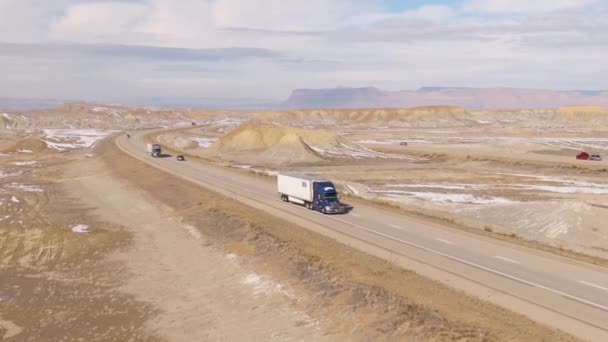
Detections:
0,0,607,103
463,0,600,13
0,42,280,61
212,0,367,31
49,2,150,43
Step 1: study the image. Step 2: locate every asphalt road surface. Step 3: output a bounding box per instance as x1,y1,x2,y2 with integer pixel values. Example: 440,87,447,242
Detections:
117,131,608,341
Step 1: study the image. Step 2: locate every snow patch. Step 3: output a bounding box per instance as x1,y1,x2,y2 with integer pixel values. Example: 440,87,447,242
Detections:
189,137,217,148
71,224,90,233
0,170,22,178
12,161,36,166
204,118,243,126
538,221,569,239
388,183,489,190
43,129,117,150
10,196,19,203
303,139,413,160
488,173,608,194
356,139,399,145
375,189,513,205
17,149,32,153
242,273,296,300
233,164,252,169
91,106,122,118
6,183,43,192
225,253,238,261
250,168,279,176
184,225,202,240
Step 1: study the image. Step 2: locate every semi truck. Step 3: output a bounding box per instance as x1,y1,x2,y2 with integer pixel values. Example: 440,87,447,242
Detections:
146,143,162,157
277,173,344,214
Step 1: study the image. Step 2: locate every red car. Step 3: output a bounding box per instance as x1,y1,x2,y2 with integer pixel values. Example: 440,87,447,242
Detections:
576,152,590,160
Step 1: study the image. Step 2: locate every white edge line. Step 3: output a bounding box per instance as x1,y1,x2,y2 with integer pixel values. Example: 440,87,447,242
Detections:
332,211,608,312
118,136,608,313
580,281,608,292
495,255,521,264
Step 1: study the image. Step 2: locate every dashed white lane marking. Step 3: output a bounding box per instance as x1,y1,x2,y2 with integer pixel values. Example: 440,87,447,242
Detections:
495,256,521,264
351,213,361,217
580,281,608,292
436,238,455,245
389,224,403,230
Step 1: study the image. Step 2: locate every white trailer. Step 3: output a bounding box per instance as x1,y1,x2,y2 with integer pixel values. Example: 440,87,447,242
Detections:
277,174,316,205
278,173,344,214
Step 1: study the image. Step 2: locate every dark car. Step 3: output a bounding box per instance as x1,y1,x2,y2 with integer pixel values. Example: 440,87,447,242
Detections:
400,141,408,146
176,155,185,161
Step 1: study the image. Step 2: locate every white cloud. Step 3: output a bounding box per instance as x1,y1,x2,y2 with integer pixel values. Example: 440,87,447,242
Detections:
463,0,599,13
0,0,607,102
401,5,455,20
50,2,150,43
212,0,365,31
134,0,215,46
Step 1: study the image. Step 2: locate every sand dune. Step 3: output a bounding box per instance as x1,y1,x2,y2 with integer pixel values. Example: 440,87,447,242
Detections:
201,123,406,164
204,123,329,164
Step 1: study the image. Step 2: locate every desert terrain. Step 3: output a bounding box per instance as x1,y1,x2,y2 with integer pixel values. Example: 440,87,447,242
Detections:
2,102,607,340
155,105,608,260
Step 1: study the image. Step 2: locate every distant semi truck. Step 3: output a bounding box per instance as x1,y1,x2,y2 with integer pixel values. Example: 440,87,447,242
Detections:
278,174,345,214
146,143,162,157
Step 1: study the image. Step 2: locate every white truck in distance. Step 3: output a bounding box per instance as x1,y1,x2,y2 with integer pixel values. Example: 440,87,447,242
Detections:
278,174,345,214
146,143,162,157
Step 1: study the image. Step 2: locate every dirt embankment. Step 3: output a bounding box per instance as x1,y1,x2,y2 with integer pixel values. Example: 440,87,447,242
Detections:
97,139,574,341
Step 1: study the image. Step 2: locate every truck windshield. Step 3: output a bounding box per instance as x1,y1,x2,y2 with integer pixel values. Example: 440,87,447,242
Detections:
323,192,338,201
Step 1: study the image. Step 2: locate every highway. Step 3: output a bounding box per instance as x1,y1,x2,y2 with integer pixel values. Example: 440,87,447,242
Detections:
117,131,608,341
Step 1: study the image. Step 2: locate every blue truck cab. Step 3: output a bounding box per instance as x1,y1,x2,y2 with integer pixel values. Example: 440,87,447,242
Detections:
312,181,343,214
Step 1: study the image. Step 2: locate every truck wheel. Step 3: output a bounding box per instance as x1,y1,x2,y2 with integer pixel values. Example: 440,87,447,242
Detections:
281,195,288,202
321,207,327,214
306,202,312,209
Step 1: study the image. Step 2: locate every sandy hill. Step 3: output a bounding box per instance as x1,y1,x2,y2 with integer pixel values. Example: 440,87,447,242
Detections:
255,105,608,129
256,106,474,127
4,103,245,130
204,123,387,165
205,123,331,164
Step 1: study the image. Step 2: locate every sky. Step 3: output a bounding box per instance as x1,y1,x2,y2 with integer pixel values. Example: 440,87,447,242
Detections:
0,0,606,104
